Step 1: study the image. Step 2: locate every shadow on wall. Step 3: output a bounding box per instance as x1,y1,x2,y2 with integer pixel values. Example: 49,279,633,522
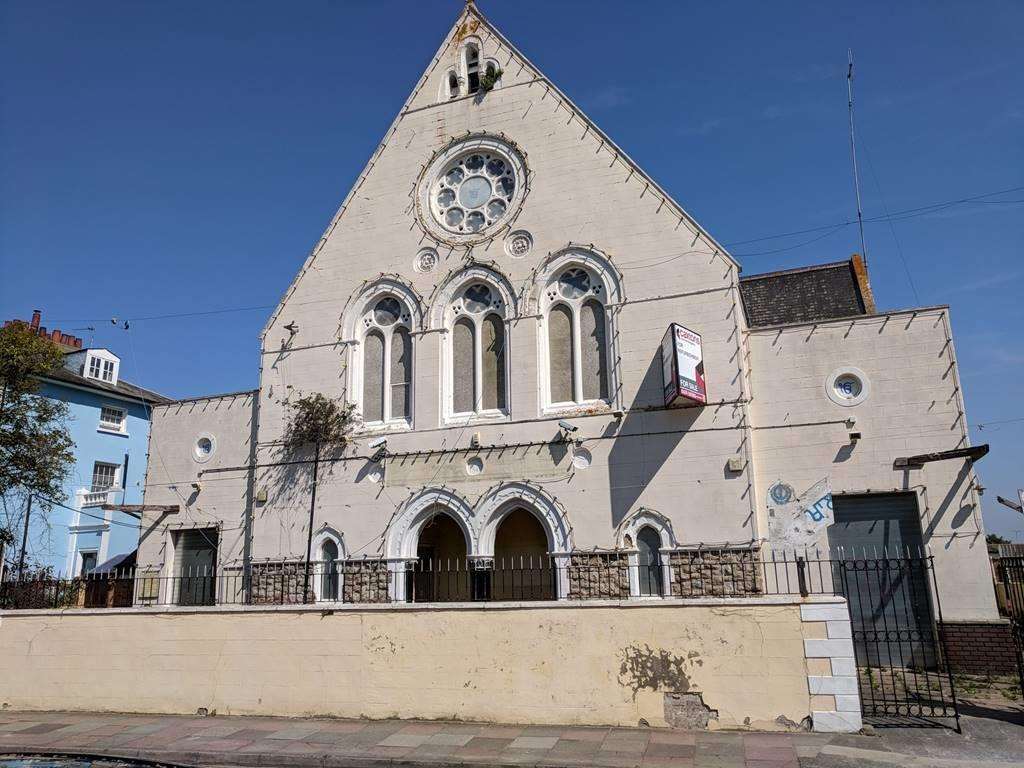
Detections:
606,345,701,529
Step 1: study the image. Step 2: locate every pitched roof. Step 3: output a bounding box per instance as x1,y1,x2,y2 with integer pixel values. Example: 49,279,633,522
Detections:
42,366,171,406
739,255,877,328
260,2,738,340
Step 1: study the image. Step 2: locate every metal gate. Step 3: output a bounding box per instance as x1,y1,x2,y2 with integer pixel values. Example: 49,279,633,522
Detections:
995,555,1024,698
835,555,960,730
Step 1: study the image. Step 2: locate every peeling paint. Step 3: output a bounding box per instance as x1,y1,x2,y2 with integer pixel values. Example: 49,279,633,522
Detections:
617,644,701,701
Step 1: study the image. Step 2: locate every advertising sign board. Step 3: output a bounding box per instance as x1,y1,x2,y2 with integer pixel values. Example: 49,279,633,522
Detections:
661,323,706,406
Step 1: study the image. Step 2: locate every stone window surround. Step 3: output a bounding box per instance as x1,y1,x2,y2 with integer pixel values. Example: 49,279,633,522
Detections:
340,279,422,433
432,265,518,427
535,248,622,415
312,525,348,604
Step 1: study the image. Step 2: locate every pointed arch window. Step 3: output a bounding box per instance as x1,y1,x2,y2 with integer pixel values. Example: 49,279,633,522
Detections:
320,538,340,601
447,69,459,100
360,295,414,426
544,266,611,406
447,282,508,418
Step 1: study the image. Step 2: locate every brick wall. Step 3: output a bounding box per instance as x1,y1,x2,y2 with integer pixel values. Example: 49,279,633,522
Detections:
939,621,1020,675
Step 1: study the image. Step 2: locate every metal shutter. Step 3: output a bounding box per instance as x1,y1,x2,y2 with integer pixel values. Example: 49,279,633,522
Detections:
828,493,924,558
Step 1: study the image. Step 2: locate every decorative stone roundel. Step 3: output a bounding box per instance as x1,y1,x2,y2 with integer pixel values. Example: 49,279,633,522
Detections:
417,136,527,245
413,247,438,274
505,230,533,259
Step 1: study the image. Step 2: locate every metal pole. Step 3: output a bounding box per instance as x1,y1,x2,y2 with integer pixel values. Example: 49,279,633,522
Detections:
847,49,868,267
302,442,320,603
17,494,32,579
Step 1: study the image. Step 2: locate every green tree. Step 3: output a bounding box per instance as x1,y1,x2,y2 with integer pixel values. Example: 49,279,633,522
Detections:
282,392,356,602
0,322,75,574
987,533,1011,547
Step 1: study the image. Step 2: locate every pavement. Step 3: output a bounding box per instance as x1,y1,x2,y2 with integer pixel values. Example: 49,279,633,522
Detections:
1,710,1023,768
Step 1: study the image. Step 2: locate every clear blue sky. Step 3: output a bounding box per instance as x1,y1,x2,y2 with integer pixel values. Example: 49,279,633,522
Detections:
2,1,1022,537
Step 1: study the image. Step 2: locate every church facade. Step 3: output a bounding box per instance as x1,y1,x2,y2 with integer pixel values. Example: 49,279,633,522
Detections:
136,4,997,631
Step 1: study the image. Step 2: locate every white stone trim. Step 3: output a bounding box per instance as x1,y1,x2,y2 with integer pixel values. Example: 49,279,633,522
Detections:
340,278,421,429
475,481,573,557
534,247,622,414
385,487,478,561
801,598,862,733
431,265,517,425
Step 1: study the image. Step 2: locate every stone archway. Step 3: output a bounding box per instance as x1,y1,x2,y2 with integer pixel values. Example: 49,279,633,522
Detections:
408,510,474,603
492,508,556,600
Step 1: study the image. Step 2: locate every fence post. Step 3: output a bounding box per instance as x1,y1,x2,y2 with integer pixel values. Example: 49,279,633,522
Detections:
797,556,809,597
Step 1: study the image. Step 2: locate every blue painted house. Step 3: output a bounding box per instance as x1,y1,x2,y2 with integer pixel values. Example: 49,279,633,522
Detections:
4,311,169,576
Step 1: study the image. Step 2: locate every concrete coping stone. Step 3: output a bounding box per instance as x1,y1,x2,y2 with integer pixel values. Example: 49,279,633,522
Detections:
0,593,846,618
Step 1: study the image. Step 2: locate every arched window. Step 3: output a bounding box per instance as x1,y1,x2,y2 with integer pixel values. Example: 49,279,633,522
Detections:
543,265,611,406
448,282,507,416
360,295,414,426
636,526,663,597
447,69,459,100
465,44,480,94
321,539,340,601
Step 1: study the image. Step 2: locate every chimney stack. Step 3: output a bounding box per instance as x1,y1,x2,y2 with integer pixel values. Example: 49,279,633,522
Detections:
2,309,83,351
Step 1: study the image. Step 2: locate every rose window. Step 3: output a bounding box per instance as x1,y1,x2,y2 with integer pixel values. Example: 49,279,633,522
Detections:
430,151,517,234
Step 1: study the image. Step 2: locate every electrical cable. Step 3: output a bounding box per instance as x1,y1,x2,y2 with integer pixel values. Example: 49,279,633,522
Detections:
45,185,1024,328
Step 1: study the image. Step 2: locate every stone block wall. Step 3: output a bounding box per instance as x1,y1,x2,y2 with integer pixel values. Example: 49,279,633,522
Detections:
250,561,313,605
342,560,391,604
567,553,630,600
669,549,762,597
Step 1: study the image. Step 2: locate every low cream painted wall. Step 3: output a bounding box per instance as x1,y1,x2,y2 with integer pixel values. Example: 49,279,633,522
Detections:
0,601,819,730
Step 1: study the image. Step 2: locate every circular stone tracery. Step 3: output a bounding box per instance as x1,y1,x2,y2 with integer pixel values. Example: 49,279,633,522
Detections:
418,137,527,244
432,152,515,234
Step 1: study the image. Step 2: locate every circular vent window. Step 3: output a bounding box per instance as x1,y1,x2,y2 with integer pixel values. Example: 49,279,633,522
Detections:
193,433,216,463
826,367,870,407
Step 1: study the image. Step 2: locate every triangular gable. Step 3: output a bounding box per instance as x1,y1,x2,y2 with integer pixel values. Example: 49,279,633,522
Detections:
261,1,737,340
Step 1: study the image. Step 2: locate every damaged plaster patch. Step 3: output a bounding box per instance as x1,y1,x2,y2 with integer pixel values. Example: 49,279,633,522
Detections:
664,692,718,730
617,644,703,701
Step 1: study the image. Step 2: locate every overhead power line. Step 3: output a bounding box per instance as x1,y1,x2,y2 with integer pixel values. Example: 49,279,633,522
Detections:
45,184,1024,328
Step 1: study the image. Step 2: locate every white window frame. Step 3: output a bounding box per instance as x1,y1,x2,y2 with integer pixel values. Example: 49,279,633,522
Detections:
98,404,127,434
83,349,120,385
90,461,120,493
537,251,621,415
432,266,517,427
312,526,347,604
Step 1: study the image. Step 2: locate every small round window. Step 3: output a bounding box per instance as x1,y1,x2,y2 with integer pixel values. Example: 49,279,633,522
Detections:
826,367,870,407
193,433,216,463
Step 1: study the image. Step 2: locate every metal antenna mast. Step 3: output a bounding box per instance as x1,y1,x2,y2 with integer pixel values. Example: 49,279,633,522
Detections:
847,48,868,267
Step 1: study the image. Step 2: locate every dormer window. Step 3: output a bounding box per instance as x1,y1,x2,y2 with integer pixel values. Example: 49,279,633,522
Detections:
465,44,480,94
83,350,120,385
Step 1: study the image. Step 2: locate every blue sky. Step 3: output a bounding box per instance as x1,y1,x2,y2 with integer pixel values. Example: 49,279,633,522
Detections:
2,1,1022,537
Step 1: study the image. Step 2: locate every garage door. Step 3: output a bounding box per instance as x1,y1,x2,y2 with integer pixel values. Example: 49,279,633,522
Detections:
828,493,924,557
828,494,935,668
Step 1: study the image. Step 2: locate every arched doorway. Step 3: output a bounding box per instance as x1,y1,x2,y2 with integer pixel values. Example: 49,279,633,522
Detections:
637,526,664,596
492,507,555,600
407,510,471,602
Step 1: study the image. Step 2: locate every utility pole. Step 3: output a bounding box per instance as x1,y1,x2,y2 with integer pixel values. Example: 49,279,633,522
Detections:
302,442,321,603
847,49,868,267
17,494,32,579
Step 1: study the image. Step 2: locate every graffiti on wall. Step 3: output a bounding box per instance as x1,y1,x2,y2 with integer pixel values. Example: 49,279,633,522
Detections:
767,477,833,550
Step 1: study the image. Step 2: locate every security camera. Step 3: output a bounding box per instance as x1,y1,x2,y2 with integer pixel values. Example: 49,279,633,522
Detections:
367,437,388,449
558,420,578,433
